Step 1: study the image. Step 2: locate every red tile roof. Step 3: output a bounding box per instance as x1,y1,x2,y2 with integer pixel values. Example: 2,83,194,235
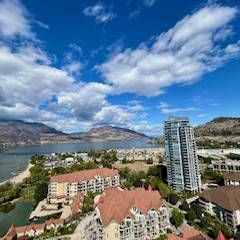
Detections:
45,218,64,226
3,224,17,240
15,223,46,234
168,233,184,240
71,193,84,216
96,187,165,227
50,168,119,183
217,231,226,240
181,226,210,240
168,226,209,240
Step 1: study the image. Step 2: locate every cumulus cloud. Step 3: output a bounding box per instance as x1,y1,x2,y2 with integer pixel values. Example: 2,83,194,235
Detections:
83,3,115,23
100,4,239,96
0,42,137,131
0,0,33,38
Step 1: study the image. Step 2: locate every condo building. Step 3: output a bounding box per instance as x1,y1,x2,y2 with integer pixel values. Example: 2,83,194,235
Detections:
212,159,240,173
199,186,240,232
86,187,170,240
47,168,120,204
224,172,240,186
164,116,201,192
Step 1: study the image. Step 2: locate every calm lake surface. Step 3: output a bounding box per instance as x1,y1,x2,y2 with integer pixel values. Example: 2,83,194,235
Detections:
0,202,33,236
0,140,159,182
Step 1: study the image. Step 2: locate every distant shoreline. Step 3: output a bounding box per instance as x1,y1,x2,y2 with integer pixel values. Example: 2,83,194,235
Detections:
0,161,33,186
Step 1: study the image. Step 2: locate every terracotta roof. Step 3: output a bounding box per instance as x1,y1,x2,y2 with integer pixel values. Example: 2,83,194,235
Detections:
168,233,184,240
50,168,119,183
45,218,64,226
217,231,226,240
224,172,240,181
15,223,46,234
168,226,209,240
71,193,84,216
3,224,17,240
97,187,165,227
181,226,210,240
199,186,240,212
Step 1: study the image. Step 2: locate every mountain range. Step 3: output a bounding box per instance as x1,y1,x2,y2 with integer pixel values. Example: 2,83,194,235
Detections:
0,120,148,145
194,117,240,144
0,117,240,146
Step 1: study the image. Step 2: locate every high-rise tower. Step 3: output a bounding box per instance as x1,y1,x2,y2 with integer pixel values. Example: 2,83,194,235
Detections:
164,116,201,192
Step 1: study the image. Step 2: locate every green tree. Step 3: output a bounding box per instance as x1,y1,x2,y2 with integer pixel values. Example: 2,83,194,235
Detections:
167,192,179,205
51,167,66,175
186,208,197,223
146,158,153,164
102,160,112,169
170,209,183,228
34,182,48,203
82,192,96,214
122,157,127,164
147,165,167,182
179,200,189,211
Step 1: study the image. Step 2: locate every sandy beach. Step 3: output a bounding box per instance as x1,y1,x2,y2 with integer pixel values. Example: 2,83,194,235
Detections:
0,162,33,186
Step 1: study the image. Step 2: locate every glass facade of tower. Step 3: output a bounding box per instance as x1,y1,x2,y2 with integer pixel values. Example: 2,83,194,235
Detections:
164,116,201,192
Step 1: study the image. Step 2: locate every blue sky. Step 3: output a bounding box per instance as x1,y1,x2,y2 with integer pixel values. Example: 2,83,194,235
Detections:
0,0,239,136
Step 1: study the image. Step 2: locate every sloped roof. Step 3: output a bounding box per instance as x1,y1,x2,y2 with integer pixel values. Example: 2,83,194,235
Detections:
168,233,184,240
224,172,240,181
199,186,240,212
168,226,209,240
45,218,64,226
71,193,84,216
15,223,46,234
3,224,17,240
50,168,119,183
217,231,226,240
97,187,165,227
181,225,210,240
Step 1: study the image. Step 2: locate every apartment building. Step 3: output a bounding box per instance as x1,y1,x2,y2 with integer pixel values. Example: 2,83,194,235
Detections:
212,159,240,173
224,172,240,186
48,168,119,204
164,116,201,192
199,186,240,232
85,187,169,240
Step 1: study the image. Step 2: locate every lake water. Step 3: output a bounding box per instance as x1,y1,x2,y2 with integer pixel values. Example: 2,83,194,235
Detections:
0,140,159,182
0,202,33,236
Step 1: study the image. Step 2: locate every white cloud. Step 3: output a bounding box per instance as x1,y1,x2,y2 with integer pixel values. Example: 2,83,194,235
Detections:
129,10,141,19
143,0,156,7
63,62,83,76
0,0,138,133
0,0,33,38
158,101,197,114
83,3,115,23
100,4,239,96
94,105,135,126
0,42,137,131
